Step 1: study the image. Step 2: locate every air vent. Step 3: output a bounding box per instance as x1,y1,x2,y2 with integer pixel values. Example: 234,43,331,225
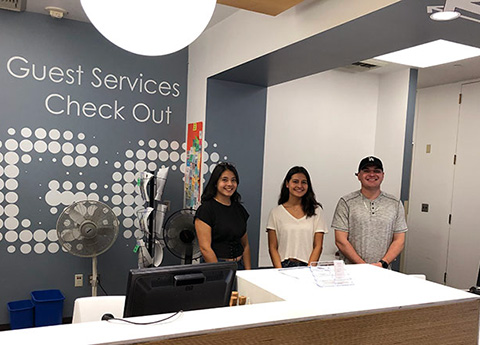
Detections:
352,61,378,69
0,0,26,12
335,59,388,73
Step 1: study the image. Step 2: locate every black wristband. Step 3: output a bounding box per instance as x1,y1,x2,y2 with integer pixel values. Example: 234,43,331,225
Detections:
379,260,389,269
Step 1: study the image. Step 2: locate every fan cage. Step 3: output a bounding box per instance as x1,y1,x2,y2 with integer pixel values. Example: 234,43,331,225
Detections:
56,200,119,258
163,209,201,261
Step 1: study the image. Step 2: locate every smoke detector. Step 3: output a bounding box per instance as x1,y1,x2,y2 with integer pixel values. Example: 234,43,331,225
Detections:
45,6,68,19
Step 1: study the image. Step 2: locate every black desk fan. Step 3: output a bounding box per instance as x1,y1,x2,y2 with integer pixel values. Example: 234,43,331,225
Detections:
163,209,201,264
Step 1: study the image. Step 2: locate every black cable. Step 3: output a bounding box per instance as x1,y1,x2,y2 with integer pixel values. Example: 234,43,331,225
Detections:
97,276,108,296
104,310,183,325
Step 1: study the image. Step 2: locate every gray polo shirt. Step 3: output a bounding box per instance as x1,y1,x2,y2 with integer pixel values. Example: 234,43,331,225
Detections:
331,190,408,264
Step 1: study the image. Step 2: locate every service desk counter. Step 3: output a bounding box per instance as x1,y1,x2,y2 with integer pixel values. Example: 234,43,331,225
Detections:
0,264,478,345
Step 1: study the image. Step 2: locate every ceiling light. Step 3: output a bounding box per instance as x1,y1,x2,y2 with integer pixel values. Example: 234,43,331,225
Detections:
430,10,461,21
80,0,216,56
374,39,480,68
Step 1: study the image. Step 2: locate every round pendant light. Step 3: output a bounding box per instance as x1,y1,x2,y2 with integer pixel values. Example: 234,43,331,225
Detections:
81,0,217,56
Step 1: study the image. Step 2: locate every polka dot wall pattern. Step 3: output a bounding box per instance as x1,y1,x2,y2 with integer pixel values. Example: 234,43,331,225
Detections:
199,140,227,184
0,127,226,255
110,138,193,241
0,127,105,254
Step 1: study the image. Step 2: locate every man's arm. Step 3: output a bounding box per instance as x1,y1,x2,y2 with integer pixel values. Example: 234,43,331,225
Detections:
375,200,408,267
333,198,366,264
378,232,406,266
335,230,366,264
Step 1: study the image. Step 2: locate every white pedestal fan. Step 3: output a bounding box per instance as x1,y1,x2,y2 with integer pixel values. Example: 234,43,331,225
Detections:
57,200,119,296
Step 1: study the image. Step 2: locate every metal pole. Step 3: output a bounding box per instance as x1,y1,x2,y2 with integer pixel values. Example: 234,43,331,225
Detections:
92,256,97,296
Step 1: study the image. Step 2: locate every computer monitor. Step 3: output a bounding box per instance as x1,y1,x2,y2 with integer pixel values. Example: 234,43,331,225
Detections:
123,262,237,318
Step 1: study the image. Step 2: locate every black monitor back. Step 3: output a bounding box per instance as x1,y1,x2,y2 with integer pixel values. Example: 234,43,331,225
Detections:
124,262,237,318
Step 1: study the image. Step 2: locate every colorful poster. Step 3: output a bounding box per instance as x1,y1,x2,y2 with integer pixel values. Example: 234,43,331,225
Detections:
184,122,203,209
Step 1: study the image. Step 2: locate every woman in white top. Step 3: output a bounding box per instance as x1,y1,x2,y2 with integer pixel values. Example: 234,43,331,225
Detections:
267,166,327,268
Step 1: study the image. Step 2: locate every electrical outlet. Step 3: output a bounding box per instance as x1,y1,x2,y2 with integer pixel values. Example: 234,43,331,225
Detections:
75,274,83,287
89,274,101,286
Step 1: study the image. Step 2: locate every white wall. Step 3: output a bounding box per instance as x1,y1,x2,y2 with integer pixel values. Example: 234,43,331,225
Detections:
187,0,410,267
374,69,411,197
187,0,400,124
257,68,412,266
258,70,381,266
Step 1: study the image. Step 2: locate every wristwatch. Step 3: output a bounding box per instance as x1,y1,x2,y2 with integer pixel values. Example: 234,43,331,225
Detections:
379,260,389,269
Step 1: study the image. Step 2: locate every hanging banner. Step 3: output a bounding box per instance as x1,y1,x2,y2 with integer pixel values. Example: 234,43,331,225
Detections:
184,122,203,209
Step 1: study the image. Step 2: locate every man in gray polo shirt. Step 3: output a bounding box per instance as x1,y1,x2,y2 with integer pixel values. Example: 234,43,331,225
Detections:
331,156,407,268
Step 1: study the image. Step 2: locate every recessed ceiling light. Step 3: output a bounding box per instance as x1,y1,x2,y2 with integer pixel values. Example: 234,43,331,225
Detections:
430,11,461,21
374,39,480,68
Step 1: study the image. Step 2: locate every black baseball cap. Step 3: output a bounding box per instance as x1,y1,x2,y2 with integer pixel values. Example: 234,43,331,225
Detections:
358,156,383,172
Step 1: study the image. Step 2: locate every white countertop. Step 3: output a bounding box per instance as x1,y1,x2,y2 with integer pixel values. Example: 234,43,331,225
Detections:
238,264,478,317
0,264,477,345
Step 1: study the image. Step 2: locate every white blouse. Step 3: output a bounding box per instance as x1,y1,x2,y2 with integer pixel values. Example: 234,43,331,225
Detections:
266,205,328,263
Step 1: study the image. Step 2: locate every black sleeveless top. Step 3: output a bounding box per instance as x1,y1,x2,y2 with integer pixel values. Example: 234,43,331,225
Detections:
195,199,249,258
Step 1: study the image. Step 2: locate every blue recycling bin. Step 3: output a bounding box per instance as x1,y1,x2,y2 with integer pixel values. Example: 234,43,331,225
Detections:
7,299,34,329
30,289,65,327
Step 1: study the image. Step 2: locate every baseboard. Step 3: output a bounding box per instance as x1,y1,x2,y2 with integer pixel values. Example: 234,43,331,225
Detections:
0,317,73,332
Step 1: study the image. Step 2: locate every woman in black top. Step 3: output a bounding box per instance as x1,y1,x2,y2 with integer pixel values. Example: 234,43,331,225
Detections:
195,162,251,270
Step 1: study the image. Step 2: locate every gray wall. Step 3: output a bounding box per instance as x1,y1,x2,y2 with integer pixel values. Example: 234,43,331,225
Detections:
0,11,188,324
205,79,267,267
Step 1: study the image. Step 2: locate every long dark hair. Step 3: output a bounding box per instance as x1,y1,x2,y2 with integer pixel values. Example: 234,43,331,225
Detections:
278,166,321,217
201,162,241,203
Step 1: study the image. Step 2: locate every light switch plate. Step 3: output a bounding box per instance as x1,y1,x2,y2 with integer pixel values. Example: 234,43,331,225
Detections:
75,274,83,287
